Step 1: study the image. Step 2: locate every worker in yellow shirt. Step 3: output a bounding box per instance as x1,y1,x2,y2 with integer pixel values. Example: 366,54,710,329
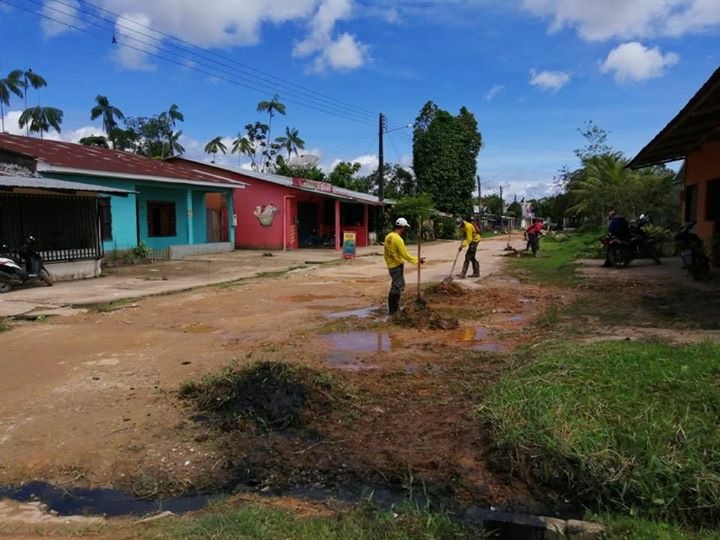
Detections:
384,217,425,315
456,217,481,279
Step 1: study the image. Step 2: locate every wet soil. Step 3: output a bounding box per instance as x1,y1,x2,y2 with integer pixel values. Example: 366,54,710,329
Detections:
8,245,713,528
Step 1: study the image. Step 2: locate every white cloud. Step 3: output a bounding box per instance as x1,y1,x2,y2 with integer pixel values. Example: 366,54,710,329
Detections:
67,126,105,142
94,0,366,72
601,42,678,83
485,84,504,101
520,0,720,41
1,111,24,135
112,13,160,70
529,69,570,91
293,0,369,71
41,0,83,37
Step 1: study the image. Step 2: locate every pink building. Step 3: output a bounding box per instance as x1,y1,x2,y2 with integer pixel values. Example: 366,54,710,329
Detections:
168,158,384,250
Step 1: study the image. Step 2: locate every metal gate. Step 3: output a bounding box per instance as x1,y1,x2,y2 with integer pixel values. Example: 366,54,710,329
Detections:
0,192,103,262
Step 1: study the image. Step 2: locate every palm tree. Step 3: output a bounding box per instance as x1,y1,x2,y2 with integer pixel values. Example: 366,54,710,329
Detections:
18,106,63,138
275,126,305,159
159,103,184,158
90,95,125,136
231,133,253,165
567,153,632,220
0,69,24,132
256,94,285,169
204,136,227,163
22,69,47,135
168,130,185,157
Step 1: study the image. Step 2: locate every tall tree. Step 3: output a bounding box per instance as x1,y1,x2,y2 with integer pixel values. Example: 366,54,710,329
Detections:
18,106,63,138
275,126,305,159
233,122,268,171
79,135,110,148
412,101,482,215
204,136,227,163
231,133,253,165
256,94,285,169
0,69,23,132
158,104,184,158
90,95,125,136
22,69,46,135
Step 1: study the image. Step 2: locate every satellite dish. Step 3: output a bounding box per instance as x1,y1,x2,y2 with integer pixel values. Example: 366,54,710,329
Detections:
289,154,320,168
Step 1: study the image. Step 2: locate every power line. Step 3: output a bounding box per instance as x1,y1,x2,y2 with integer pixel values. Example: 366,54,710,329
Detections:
2,0,377,125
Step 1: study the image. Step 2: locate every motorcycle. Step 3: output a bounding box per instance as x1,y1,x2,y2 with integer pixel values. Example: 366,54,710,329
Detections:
600,214,662,268
675,221,710,280
0,237,54,293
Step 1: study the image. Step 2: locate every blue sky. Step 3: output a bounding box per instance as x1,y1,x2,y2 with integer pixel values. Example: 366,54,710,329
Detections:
1,0,718,201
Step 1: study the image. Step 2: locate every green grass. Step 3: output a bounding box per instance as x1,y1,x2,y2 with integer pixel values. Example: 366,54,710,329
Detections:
507,230,602,285
0,318,8,333
596,514,720,539
140,502,481,539
480,340,720,526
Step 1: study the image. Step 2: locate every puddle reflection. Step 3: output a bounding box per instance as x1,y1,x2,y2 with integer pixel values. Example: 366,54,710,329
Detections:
324,307,377,320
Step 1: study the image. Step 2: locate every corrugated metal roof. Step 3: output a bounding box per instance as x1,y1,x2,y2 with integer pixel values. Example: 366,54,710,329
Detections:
628,67,720,169
0,133,246,189
0,175,135,195
167,157,388,206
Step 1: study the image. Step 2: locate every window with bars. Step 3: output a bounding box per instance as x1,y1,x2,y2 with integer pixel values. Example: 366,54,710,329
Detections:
99,197,112,241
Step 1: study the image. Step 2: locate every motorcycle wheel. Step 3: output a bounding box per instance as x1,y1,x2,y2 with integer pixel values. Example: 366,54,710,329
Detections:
39,268,54,286
608,245,628,268
0,282,11,293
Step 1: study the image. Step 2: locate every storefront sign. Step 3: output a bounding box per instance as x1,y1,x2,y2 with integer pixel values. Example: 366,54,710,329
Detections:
292,177,334,193
342,231,356,259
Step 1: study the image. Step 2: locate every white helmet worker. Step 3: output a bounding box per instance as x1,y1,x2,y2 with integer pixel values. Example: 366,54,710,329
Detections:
395,217,409,227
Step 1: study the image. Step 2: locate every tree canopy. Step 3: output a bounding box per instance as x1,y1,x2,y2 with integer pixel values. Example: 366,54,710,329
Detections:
412,101,482,216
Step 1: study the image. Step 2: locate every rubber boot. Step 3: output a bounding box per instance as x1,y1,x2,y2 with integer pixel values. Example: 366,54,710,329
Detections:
469,260,480,277
388,293,401,315
456,261,469,279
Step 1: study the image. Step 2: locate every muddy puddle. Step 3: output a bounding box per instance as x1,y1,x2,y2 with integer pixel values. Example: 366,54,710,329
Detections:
0,482,212,517
323,307,377,320
322,331,396,371
447,327,507,352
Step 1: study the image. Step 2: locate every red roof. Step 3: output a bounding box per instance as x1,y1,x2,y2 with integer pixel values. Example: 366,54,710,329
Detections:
0,133,243,187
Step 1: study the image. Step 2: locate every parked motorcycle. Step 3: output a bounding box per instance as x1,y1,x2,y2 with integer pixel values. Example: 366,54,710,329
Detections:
0,237,54,293
675,221,710,280
600,214,662,268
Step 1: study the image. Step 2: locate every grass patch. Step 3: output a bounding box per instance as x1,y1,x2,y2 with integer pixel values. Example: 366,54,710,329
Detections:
255,265,308,279
596,514,720,539
0,318,8,333
508,231,601,286
180,360,342,431
140,502,481,539
88,297,140,313
481,340,720,526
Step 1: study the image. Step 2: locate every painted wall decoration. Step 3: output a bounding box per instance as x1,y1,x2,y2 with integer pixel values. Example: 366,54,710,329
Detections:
253,203,278,227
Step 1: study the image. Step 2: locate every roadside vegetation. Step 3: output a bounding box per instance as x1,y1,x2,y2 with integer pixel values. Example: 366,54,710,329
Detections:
140,502,481,539
483,229,720,536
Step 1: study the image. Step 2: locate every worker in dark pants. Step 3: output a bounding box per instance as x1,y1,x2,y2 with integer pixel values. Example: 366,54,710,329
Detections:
384,217,425,315
456,217,480,279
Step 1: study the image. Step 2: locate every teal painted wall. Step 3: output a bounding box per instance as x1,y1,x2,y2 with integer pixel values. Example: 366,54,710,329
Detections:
43,172,232,250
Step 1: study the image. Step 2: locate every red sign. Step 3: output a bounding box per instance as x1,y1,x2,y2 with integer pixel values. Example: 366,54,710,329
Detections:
292,177,333,193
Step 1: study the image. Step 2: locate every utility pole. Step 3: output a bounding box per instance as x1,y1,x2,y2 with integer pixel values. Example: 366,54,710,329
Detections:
499,185,504,214
378,112,385,202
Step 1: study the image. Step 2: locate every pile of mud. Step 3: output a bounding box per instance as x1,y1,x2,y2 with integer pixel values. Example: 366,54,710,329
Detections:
180,361,337,431
426,281,464,297
394,303,459,330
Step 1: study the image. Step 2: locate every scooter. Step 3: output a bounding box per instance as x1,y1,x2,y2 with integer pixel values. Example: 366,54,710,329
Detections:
675,221,710,280
600,214,661,268
0,237,54,293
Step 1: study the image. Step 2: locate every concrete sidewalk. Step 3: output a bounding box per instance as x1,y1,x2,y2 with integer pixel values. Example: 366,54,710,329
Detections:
0,237,516,318
0,246,383,317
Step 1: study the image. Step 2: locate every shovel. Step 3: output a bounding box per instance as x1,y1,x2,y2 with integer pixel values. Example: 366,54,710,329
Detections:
443,246,462,283
416,219,427,307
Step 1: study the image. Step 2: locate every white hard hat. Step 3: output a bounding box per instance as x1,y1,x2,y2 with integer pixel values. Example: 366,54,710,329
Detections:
395,217,409,227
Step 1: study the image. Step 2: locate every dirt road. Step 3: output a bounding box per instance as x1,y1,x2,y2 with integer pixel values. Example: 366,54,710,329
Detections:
1,237,540,503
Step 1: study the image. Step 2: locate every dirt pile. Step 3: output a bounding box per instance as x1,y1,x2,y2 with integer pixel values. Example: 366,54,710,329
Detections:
426,281,464,297
180,361,337,431
394,304,459,330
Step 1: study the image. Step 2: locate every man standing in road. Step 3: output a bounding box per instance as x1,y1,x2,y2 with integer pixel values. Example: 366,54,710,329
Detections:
456,217,481,279
384,217,425,315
